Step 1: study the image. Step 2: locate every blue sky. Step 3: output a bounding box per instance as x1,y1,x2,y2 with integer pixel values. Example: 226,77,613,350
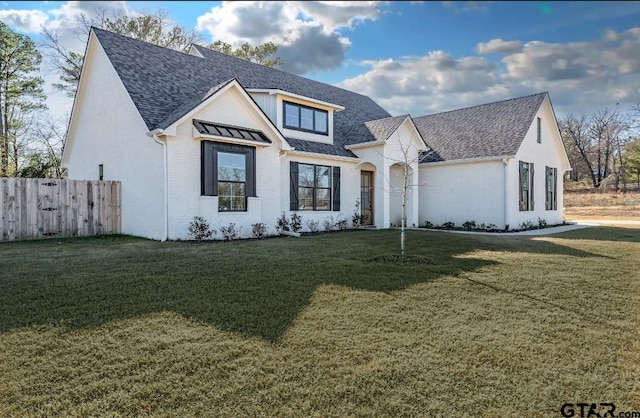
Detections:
2,1,640,120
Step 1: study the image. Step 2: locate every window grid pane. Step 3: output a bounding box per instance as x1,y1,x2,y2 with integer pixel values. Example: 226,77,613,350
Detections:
301,107,314,130
315,188,330,211
299,187,314,210
218,152,246,181
315,165,330,188
285,103,299,128
297,163,332,211
218,182,246,211
315,111,327,133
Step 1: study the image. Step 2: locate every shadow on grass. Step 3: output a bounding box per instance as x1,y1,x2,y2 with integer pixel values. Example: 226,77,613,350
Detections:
0,230,603,341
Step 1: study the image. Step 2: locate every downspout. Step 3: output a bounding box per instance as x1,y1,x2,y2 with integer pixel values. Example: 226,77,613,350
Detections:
148,129,168,241
502,157,511,230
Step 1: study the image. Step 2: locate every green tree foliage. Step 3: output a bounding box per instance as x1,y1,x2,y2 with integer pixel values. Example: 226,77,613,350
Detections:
623,139,640,187
0,22,46,176
207,40,282,68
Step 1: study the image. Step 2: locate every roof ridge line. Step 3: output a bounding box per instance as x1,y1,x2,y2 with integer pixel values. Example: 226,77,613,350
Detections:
191,44,381,101
92,26,199,58
415,92,548,119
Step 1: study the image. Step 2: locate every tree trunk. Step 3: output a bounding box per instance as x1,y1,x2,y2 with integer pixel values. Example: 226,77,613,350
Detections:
401,163,409,257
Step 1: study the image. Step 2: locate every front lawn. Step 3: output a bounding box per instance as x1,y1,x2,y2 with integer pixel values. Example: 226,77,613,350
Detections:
1,228,638,416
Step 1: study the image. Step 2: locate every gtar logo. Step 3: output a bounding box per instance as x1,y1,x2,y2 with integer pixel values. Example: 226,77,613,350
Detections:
560,403,616,418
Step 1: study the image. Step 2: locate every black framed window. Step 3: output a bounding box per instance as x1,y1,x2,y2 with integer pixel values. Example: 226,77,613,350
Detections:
201,141,256,212
283,101,329,135
537,117,542,143
290,162,340,211
519,161,534,211
545,166,557,210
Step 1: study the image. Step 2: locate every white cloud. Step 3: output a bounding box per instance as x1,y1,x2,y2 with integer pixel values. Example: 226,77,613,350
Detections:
476,38,523,54
340,27,640,117
0,1,136,122
196,1,385,74
0,9,49,33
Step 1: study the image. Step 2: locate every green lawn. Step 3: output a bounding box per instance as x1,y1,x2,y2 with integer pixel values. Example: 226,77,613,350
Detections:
1,228,638,417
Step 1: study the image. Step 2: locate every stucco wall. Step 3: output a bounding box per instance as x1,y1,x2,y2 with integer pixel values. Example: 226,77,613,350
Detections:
279,153,359,233
508,97,569,227
167,86,284,239
63,35,164,239
419,160,506,228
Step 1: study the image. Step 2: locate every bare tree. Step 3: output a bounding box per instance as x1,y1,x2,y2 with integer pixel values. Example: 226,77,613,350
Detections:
13,112,65,178
40,8,205,98
382,132,425,256
560,109,630,189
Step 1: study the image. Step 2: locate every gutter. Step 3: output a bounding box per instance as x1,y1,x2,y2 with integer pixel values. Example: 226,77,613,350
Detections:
148,128,169,242
502,157,511,230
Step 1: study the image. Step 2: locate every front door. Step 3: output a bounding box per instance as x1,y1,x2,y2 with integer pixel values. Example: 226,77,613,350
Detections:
360,171,374,225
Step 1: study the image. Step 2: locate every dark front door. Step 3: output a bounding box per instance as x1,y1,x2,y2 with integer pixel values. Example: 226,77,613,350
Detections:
360,171,374,225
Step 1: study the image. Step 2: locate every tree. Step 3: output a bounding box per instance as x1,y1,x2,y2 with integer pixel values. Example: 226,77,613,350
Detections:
0,22,46,177
623,139,640,188
41,8,205,97
207,40,282,68
559,109,630,189
384,132,424,256
15,113,65,178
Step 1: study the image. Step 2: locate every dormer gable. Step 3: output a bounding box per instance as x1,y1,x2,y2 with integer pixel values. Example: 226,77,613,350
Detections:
246,89,344,145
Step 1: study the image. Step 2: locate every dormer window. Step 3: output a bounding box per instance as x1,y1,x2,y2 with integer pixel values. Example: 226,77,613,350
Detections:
284,101,328,135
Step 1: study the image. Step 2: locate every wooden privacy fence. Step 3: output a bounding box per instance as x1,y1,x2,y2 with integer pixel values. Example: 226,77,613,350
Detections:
0,178,121,241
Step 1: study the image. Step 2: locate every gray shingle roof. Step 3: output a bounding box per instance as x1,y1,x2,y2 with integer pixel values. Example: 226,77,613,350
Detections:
285,137,357,158
338,115,409,147
92,27,391,137
413,93,547,163
158,79,236,129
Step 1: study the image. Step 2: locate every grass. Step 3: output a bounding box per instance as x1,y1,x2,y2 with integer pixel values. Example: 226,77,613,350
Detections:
564,189,640,218
1,228,639,416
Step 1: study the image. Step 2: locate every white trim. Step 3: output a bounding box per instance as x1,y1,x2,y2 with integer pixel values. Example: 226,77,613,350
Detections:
188,44,204,58
247,88,345,111
285,149,359,163
345,140,386,150
420,155,513,167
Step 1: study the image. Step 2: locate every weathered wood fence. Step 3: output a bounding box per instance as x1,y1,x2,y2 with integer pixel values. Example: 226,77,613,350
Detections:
0,178,121,241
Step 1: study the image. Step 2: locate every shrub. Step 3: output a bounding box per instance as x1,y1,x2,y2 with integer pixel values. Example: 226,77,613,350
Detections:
335,214,349,231
187,216,215,240
441,221,455,229
251,222,267,239
275,212,290,233
323,215,335,231
220,223,240,240
351,199,363,228
462,220,476,231
537,217,548,229
306,220,319,234
520,220,535,230
290,213,302,233
486,223,497,230
423,221,435,229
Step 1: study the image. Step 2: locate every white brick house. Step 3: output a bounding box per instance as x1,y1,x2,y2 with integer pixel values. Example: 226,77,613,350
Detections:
61,28,571,240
